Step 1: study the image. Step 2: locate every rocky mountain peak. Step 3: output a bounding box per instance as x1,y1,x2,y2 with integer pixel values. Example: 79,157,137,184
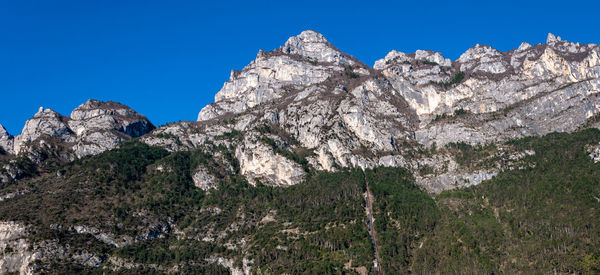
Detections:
282,30,353,65
373,49,451,71
70,99,141,122
69,99,154,138
200,33,600,190
517,42,532,52
542,33,597,59
284,30,328,46
6,32,593,193
14,107,72,154
415,50,452,67
197,30,364,121
0,124,13,155
2,100,155,159
373,50,410,70
457,44,502,63
0,124,10,137
33,107,66,120
546,32,561,44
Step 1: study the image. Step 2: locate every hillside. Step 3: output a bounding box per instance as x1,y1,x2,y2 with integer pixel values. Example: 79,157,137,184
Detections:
0,31,599,274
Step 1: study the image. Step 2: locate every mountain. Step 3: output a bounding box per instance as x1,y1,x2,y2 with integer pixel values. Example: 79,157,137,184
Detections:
0,31,599,274
147,30,600,192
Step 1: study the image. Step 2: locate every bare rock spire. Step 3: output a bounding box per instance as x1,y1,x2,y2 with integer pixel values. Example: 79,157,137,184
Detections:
547,33,562,44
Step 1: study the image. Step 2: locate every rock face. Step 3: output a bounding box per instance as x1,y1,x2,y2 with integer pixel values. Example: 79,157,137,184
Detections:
187,30,418,186
68,100,155,157
0,222,37,275
13,108,74,155
282,30,355,65
197,30,357,121
7,100,155,158
192,167,219,191
149,31,600,191
236,133,306,186
69,100,153,137
587,142,600,163
0,124,13,155
0,100,155,183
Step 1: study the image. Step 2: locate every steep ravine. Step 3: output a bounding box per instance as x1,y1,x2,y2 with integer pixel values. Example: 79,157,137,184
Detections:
363,170,382,274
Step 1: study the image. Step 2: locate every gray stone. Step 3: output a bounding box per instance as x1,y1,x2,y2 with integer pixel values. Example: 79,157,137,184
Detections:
0,124,13,155
8,100,154,158
184,31,600,191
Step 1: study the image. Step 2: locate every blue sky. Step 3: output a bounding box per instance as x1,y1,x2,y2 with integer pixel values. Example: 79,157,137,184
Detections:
1,0,598,134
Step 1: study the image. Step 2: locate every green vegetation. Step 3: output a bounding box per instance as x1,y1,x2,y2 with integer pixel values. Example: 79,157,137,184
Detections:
366,167,440,272
415,129,600,273
5,155,37,182
0,141,372,273
306,58,318,65
418,60,439,66
345,66,360,79
360,129,600,273
449,71,465,84
115,237,223,265
259,136,311,172
446,141,498,169
418,164,435,175
246,170,373,273
432,108,471,122
453,108,469,116
0,136,75,185
219,129,242,139
431,71,466,89
432,113,449,122
1,129,600,273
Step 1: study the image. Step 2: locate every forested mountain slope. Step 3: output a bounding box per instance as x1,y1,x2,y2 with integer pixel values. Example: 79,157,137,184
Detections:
0,31,599,274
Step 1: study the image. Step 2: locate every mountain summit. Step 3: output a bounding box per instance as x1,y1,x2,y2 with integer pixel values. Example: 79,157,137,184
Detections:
197,30,361,121
282,30,354,64
172,30,600,190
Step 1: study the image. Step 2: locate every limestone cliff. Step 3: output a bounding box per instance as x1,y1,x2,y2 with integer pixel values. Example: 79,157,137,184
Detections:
0,100,155,183
146,31,600,191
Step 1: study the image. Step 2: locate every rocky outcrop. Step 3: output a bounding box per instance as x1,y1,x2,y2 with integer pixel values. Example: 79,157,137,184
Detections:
5,100,155,159
197,30,360,121
192,167,219,191
69,100,153,137
0,124,13,155
188,31,600,190
379,33,600,147
205,256,250,275
283,30,355,65
187,31,420,186
0,222,37,275
587,142,600,163
14,108,74,155
236,133,306,186
0,100,156,183
68,100,155,157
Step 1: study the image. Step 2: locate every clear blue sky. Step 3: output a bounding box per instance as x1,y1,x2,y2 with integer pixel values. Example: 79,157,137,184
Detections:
1,0,598,135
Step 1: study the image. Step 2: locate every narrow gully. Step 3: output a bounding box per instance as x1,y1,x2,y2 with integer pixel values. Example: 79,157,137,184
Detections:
362,170,382,274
